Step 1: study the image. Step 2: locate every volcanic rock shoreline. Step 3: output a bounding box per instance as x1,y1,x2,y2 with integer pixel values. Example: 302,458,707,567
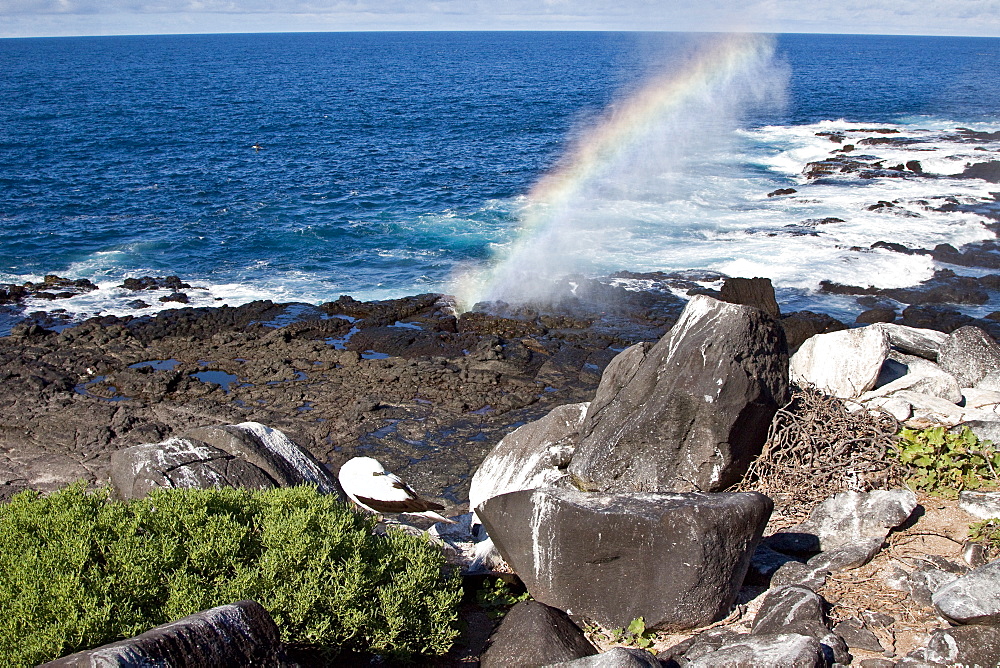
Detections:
0,278,687,505
5,263,1000,509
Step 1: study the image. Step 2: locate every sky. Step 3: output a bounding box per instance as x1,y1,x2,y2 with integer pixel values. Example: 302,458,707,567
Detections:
2,0,1000,39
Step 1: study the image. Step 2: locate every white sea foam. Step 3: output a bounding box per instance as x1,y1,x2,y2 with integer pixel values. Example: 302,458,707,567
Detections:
452,116,1000,314
7,115,1000,331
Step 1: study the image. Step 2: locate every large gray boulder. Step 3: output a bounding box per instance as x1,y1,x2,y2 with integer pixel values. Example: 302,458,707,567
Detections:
39,601,291,667
790,325,889,398
479,600,597,668
477,486,772,630
110,421,338,499
569,295,789,494
932,558,1000,624
468,402,588,518
938,325,1000,388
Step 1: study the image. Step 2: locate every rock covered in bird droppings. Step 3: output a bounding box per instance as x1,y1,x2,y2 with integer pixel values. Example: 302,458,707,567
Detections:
770,489,917,552
932,558,1000,625
110,438,277,499
751,586,826,635
477,486,772,630
789,325,889,398
468,402,588,518
683,633,826,668
110,422,338,500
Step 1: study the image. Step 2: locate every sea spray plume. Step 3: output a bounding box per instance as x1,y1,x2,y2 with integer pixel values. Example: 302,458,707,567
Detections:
453,33,788,309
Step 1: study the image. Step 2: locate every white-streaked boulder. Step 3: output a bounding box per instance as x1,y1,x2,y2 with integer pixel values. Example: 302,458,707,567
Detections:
477,486,772,630
862,355,962,404
110,422,338,500
874,322,948,360
790,326,890,399
468,402,588,518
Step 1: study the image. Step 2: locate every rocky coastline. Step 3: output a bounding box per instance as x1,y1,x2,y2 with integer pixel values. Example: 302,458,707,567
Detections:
8,124,1000,665
23,278,1000,667
4,261,1000,510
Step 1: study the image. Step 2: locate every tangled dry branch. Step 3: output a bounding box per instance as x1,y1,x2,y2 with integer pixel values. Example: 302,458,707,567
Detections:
735,386,906,511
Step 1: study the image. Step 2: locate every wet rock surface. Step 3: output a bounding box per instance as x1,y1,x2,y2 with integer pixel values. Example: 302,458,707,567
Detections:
0,284,687,506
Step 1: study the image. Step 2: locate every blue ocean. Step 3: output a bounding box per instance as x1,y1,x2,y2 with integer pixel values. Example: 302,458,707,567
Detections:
2,31,1000,331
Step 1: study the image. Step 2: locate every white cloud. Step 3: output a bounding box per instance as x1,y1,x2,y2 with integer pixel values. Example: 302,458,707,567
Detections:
1,0,999,37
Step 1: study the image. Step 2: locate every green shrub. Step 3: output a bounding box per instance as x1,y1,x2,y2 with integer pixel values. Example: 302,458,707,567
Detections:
0,483,461,666
895,425,1000,498
475,577,530,619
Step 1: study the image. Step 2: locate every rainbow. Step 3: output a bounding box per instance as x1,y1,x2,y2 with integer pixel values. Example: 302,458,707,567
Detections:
452,33,780,309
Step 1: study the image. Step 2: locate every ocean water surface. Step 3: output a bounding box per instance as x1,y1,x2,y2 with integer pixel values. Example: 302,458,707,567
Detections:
2,31,1000,330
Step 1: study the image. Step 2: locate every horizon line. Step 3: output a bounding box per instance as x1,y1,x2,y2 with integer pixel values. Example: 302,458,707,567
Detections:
3,28,1000,41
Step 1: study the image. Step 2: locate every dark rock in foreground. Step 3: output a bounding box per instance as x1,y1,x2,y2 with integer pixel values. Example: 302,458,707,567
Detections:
39,600,292,667
478,486,772,630
479,600,597,668
570,295,789,494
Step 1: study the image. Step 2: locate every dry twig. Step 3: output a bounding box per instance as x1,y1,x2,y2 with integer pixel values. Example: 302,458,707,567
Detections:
734,387,905,512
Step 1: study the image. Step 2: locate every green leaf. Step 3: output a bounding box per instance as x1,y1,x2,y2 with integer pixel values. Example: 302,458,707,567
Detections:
627,617,646,636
